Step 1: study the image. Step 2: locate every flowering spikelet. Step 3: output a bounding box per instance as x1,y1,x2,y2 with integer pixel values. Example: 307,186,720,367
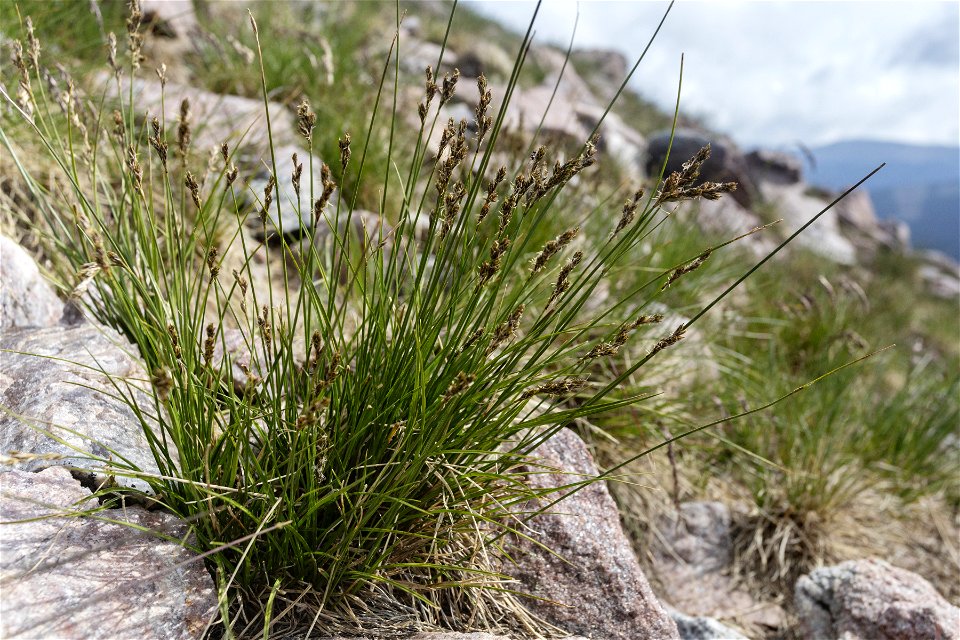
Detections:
112,110,125,142
440,180,466,237
177,98,191,157
548,251,583,308
206,246,220,279
338,133,351,173
149,117,168,168
259,174,276,225
488,304,524,353
152,367,173,400
185,172,201,209
232,269,248,314
308,331,323,373
203,323,216,367
106,32,119,76
11,41,33,120
258,305,272,351
612,188,645,238
532,226,579,274
543,134,599,191
654,145,738,206
455,328,484,357
475,74,493,145
477,167,506,225
649,324,687,357
521,376,589,399
156,63,167,88
313,163,336,225
440,68,460,106
581,314,663,361
444,372,475,400
478,238,510,287
291,152,303,200
167,323,182,360
297,99,316,142
126,0,144,70
661,251,711,291
25,18,40,70
312,350,341,396
126,145,144,198
70,262,101,299
419,66,439,123
497,191,519,235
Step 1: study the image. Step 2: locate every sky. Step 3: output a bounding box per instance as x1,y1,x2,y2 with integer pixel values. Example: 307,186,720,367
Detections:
465,1,960,149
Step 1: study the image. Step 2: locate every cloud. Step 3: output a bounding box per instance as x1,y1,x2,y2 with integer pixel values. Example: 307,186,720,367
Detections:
465,1,960,148
888,4,960,68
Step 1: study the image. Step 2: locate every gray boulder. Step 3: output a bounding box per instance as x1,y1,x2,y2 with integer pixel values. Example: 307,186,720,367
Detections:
795,558,960,640
508,428,680,639
455,42,514,80
0,235,63,330
95,73,297,152
669,609,748,640
247,144,333,240
645,130,757,209
0,466,217,639
651,501,786,631
0,325,168,491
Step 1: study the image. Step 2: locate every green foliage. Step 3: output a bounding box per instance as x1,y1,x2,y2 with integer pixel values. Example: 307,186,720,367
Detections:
1,1,732,631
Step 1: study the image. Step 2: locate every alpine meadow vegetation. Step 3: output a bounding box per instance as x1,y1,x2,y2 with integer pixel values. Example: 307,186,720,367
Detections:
2,1,955,638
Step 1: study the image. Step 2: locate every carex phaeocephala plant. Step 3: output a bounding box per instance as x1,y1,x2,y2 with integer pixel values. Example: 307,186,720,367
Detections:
1,0,869,634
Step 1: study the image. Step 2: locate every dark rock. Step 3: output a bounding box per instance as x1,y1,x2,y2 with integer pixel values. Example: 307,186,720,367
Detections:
455,42,514,80
645,130,756,208
745,149,803,185
0,235,63,330
508,428,680,640
795,558,960,640
0,466,217,639
141,0,198,39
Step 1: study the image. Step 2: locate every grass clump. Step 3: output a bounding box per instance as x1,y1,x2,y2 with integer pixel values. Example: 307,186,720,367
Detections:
0,1,750,634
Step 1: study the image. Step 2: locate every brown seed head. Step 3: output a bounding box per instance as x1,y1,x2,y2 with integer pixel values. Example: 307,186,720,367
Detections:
203,323,216,367
477,237,510,287
532,226,579,274
185,171,201,209
489,304,524,353
339,133,351,172
177,98,191,157
291,152,303,199
440,68,460,105
613,188,645,238
206,246,220,278
297,99,316,142
521,376,589,399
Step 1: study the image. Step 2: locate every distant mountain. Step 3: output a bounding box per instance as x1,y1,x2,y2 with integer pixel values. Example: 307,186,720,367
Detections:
805,140,959,260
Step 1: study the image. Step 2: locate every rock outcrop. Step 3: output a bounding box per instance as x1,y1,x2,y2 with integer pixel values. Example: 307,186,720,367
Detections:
0,324,168,492
795,558,960,640
0,235,64,330
0,466,217,639
508,428,680,640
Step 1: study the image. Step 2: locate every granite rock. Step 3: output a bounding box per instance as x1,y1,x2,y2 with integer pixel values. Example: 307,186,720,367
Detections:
0,235,63,331
0,466,217,639
795,558,960,640
508,428,679,639
0,325,168,491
